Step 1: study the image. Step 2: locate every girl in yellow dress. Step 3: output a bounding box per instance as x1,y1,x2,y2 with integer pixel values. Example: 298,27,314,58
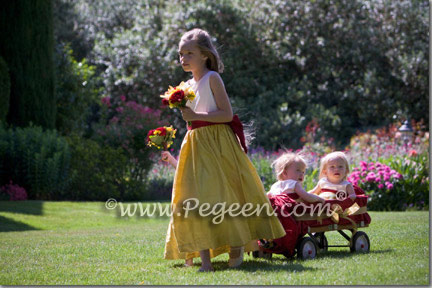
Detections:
163,28,285,272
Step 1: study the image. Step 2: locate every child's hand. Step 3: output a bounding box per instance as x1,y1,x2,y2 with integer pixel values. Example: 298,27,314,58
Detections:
349,194,357,201
179,107,197,121
161,151,178,168
161,151,172,162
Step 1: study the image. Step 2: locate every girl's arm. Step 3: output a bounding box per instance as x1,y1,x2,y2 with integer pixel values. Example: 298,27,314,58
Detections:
346,183,356,200
161,151,178,168
180,73,233,123
295,182,325,203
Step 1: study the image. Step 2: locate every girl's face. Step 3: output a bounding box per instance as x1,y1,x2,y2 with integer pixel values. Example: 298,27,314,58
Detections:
178,40,208,73
324,158,347,183
281,161,306,183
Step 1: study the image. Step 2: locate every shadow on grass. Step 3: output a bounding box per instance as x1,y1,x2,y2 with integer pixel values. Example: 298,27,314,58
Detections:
0,200,44,215
0,215,40,232
0,201,43,232
173,259,317,272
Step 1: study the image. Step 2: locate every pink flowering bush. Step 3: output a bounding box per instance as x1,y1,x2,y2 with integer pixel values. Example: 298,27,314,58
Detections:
349,161,402,189
348,157,428,210
94,95,167,199
1,181,28,201
347,121,429,210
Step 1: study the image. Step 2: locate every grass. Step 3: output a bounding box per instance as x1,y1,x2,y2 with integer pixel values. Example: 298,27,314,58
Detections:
0,201,429,285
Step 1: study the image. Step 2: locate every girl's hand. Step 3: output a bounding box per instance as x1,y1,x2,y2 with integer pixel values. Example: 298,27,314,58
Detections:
179,107,197,121
161,151,171,162
161,151,178,168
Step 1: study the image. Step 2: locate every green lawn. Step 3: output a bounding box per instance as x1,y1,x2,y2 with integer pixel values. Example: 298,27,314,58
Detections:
0,201,429,285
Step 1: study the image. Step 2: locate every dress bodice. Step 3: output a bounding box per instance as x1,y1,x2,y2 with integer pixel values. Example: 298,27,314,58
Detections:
186,71,218,113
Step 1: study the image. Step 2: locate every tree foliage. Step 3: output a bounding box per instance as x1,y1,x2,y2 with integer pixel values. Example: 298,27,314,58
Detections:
54,0,428,149
0,0,56,128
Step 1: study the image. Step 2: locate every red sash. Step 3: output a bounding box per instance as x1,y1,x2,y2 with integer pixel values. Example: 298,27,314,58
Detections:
187,114,248,153
320,188,337,194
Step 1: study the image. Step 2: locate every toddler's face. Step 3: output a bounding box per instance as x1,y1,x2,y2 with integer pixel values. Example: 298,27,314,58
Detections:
281,161,305,182
324,158,347,183
178,40,207,72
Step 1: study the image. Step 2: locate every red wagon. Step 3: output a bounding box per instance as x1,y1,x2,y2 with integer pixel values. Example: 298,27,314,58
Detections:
254,186,371,260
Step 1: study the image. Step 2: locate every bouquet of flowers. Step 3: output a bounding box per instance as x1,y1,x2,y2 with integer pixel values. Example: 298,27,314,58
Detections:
160,81,196,108
147,126,177,150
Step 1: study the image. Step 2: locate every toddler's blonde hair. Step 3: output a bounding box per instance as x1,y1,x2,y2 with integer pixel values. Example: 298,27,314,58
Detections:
180,28,224,73
272,152,307,181
319,151,350,180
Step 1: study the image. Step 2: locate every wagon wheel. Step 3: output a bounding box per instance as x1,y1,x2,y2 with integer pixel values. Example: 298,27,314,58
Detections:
313,232,328,253
350,231,370,253
297,237,318,260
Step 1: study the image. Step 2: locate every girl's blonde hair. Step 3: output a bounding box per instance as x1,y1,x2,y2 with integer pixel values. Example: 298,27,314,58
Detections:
319,151,350,180
180,28,224,73
272,152,307,181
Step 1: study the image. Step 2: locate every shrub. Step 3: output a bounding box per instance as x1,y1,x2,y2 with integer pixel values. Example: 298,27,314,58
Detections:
0,124,72,199
249,149,278,192
95,96,166,183
1,181,27,201
348,161,404,210
379,153,429,211
66,134,146,201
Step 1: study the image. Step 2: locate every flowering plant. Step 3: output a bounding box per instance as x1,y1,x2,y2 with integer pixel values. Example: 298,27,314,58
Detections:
348,161,405,210
147,126,176,150
1,181,28,201
348,161,403,190
97,95,167,185
160,82,196,108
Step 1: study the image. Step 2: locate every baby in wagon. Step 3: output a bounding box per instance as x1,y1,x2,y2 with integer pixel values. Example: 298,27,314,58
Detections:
267,152,325,202
308,151,356,201
260,152,324,250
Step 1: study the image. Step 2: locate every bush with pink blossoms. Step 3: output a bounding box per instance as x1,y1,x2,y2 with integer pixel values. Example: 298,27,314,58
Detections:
1,181,28,201
94,95,167,199
348,158,428,211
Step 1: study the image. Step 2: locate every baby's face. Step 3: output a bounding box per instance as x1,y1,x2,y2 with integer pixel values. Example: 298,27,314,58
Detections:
325,158,347,183
282,162,305,182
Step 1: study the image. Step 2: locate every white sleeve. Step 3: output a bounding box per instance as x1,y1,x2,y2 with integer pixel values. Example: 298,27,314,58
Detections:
280,180,297,191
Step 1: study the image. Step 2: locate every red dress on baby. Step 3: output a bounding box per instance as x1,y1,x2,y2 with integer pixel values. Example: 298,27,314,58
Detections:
266,180,304,257
316,178,351,200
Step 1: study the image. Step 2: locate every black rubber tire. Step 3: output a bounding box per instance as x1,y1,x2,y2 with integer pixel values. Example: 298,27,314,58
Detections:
350,231,370,253
297,237,318,260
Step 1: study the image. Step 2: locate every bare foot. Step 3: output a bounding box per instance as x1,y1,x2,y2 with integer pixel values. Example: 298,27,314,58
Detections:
228,246,244,268
198,265,214,272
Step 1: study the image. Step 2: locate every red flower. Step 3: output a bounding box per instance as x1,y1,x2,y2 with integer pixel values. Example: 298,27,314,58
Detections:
408,149,418,157
162,98,170,106
147,129,154,141
170,90,185,103
155,127,167,136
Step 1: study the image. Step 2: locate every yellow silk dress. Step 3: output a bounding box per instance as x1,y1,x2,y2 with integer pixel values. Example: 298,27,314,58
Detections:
164,71,285,260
